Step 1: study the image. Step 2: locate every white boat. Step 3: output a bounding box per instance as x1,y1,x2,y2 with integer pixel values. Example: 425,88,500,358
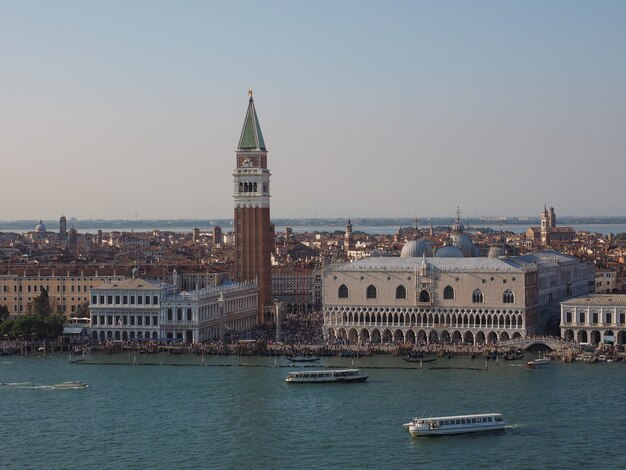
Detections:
403,413,505,437
532,357,551,364
526,357,551,368
54,381,89,390
285,369,367,383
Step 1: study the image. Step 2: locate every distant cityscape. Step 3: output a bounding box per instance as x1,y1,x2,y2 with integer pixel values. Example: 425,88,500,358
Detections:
1,94,625,351
3,216,626,232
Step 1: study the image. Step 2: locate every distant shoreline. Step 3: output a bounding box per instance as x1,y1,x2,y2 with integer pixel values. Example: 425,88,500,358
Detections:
2,216,626,232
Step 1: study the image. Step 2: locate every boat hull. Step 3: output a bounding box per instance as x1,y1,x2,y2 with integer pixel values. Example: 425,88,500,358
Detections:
407,423,505,437
286,375,367,384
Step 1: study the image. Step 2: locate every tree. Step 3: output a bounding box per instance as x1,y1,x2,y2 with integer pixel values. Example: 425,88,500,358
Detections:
0,305,9,322
26,289,52,317
73,300,90,319
0,319,14,337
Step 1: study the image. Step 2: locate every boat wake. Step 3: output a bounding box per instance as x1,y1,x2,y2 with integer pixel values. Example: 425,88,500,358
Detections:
1,381,88,390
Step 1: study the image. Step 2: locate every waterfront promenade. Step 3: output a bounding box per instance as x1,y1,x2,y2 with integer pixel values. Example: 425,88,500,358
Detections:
2,311,624,362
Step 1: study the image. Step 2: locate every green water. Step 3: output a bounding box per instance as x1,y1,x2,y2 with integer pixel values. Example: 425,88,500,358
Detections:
1,354,624,469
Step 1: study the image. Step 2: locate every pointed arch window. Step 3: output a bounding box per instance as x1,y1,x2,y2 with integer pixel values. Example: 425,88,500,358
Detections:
503,289,515,304
338,284,349,299
472,289,484,303
419,290,430,303
366,285,377,299
443,285,455,300
396,285,407,299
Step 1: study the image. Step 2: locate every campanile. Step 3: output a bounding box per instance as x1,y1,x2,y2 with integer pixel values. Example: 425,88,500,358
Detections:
233,90,273,323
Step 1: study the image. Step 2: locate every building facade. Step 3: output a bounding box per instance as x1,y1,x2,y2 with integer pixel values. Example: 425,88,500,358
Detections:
89,276,176,341
323,257,537,344
88,276,259,343
595,270,618,294
560,294,626,345
322,251,594,344
233,91,273,323
0,268,127,317
160,281,258,343
272,266,322,314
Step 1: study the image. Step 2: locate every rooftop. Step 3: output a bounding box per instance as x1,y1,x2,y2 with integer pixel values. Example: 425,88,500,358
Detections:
561,294,626,306
331,257,525,273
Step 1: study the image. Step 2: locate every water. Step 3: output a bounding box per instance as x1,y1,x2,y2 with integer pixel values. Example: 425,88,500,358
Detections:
1,354,625,469
4,223,626,236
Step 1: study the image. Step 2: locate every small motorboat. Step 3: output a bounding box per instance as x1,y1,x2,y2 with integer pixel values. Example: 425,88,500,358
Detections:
54,381,89,390
286,356,320,363
402,355,436,363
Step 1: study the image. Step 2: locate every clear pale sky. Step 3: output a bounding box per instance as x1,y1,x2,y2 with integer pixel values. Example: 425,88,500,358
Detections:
2,1,625,220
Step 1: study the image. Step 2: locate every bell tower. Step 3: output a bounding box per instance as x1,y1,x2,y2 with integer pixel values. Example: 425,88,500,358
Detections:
233,90,273,323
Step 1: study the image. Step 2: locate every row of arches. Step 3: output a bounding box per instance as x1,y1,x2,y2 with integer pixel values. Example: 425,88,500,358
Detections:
92,330,159,341
326,327,523,344
337,284,515,304
238,182,258,193
167,307,193,322
325,309,525,330
562,329,626,345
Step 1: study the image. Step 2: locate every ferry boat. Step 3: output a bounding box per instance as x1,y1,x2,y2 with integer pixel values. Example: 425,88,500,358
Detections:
285,369,367,383
403,413,505,437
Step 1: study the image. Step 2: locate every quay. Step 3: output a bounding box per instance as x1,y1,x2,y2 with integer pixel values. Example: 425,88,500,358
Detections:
3,336,625,363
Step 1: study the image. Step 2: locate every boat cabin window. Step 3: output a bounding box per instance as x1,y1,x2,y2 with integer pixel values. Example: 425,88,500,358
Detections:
495,416,503,422
444,420,450,425
456,419,461,425
439,421,444,426
472,418,477,423
487,417,492,422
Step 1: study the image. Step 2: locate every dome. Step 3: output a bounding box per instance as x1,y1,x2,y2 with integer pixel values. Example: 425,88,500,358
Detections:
35,220,47,233
400,239,433,258
451,233,480,257
435,245,464,258
488,246,505,258
451,220,465,233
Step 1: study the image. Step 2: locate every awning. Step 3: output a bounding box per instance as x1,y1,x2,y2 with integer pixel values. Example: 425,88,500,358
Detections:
62,326,86,335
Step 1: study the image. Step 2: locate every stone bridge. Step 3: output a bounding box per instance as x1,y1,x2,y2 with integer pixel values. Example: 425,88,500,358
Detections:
498,337,580,351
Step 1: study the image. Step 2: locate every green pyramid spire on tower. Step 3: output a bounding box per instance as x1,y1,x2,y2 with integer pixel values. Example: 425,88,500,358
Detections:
237,90,266,151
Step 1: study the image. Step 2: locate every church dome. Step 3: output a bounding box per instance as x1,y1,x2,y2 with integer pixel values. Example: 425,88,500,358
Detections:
488,246,505,258
435,245,464,258
451,220,464,233
35,220,47,233
400,239,433,258
451,233,479,257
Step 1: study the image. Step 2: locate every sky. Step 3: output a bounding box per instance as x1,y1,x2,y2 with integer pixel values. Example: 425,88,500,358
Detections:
1,0,625,220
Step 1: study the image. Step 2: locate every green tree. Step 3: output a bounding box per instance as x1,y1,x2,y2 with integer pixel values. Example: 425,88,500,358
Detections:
73,300,90,319
0,319,14,337
0,305,9,322
27,288,52,317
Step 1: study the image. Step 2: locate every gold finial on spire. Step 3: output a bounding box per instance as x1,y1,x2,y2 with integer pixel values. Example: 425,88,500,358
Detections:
248,89,253,98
